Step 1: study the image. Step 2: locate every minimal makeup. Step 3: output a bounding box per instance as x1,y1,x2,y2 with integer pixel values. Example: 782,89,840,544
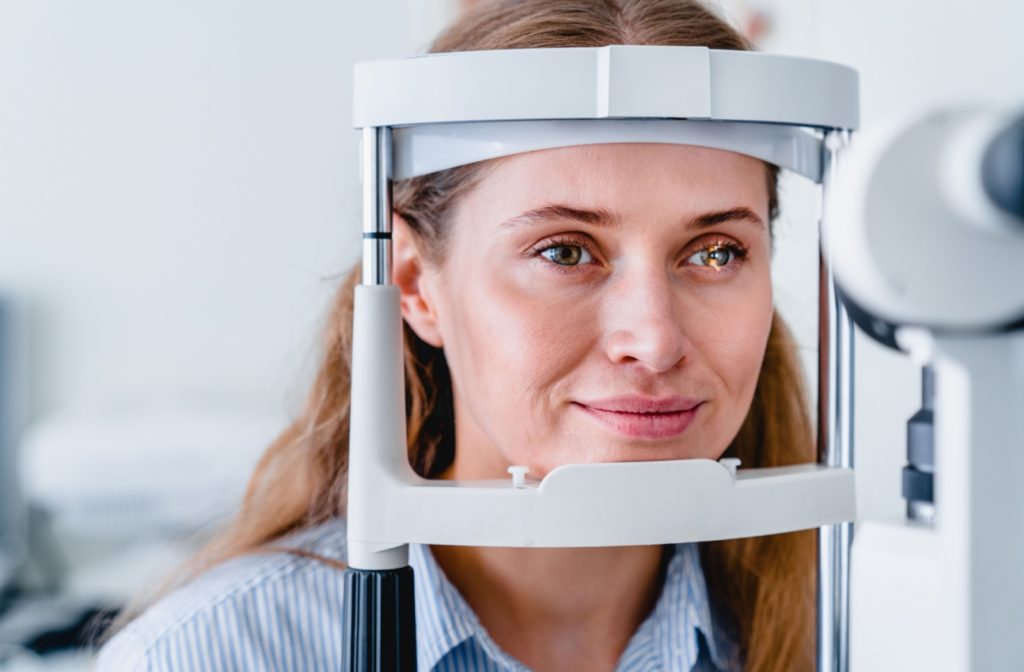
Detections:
397,143,775,480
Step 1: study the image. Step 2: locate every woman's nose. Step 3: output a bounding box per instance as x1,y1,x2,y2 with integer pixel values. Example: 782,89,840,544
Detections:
602,271,690,372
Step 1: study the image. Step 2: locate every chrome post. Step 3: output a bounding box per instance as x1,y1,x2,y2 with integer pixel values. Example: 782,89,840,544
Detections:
362,126,393,287
817,129,855,672
346,125,415,671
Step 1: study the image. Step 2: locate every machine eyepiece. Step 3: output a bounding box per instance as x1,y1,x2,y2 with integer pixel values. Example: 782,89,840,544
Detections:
982,114,1024,223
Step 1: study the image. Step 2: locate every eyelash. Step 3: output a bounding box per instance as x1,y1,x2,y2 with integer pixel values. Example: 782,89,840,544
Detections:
530,234,594,273
529,235,750,274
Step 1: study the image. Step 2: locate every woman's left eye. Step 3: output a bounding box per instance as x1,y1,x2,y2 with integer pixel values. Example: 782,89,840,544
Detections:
539,244,594,267
685,243,745,270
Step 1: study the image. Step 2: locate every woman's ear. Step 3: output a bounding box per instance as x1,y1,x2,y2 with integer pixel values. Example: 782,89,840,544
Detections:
392,214,444,348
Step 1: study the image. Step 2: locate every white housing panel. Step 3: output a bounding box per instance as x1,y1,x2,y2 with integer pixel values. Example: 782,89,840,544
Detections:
354,46,859,130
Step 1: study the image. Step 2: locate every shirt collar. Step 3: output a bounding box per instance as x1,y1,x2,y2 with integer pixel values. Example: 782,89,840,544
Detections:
409,542,480,671
641,542,732,671
410,542,731,671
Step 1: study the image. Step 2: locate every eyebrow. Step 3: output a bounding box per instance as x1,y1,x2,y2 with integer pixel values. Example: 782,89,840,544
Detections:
498,204,765,231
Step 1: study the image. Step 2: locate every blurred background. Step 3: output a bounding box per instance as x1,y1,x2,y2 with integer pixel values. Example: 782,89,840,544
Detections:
1,0,1022,669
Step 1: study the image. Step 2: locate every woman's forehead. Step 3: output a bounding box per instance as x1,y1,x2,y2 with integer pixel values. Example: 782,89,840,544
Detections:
462,143,771,221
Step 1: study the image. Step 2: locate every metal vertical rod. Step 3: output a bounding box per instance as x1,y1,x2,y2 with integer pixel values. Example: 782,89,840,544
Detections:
362,126,393,287
346,125,416,671
817,129,855,672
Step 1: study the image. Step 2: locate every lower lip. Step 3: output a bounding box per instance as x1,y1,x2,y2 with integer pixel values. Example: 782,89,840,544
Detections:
573,402,702,440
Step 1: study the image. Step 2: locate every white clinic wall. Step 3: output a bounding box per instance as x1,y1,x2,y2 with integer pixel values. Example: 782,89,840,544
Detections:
0,4,462,578
0,0,458,420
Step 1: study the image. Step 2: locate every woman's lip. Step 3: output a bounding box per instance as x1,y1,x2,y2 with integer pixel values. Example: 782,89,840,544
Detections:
576,395,703,414
572,401,703,440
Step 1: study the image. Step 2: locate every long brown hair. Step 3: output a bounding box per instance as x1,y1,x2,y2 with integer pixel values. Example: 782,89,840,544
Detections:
110,2,817,670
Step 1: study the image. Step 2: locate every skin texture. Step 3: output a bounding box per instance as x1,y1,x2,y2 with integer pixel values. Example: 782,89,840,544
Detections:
393,143,774,672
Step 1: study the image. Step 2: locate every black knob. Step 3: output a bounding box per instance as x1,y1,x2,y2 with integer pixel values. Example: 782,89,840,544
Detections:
343,567,417,672
982,114,1024,224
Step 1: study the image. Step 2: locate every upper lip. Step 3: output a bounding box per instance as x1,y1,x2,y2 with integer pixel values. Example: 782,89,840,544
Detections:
576,395,702,414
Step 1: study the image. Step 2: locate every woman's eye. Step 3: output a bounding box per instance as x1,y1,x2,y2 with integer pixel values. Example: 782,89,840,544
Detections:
686,244,742,270
540,244,593,267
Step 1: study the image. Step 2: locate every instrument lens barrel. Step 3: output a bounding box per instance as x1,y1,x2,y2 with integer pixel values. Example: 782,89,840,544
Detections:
982,115,1024,224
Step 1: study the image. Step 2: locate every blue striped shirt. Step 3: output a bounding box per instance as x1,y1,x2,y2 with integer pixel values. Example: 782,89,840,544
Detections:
96,518,735,671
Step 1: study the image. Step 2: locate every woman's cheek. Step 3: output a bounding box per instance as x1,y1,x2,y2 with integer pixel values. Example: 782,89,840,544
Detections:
479,284,595,384
486,258,598,332
687,281,772,390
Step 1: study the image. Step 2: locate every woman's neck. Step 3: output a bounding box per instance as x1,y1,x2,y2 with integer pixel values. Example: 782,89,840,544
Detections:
428,543,667,672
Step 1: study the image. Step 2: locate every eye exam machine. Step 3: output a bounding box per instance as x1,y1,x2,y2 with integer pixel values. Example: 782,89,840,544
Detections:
347,44,1024,672
346,45,860,672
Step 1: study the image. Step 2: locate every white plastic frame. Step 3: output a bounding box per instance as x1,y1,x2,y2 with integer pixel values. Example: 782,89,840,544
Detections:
354,45,858,129
393,119,825,182
348,50,859,672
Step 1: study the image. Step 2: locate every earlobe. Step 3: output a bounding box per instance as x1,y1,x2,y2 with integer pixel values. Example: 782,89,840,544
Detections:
392,214,444,348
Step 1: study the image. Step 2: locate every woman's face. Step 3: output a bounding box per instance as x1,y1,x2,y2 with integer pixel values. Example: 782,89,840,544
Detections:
398,143,775,480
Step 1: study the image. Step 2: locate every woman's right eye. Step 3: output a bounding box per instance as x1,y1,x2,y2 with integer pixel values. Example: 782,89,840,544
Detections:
538,243,594,267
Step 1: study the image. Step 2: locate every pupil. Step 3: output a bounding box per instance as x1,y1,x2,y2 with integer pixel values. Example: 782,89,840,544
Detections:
707,247,730,267
557,247,579,264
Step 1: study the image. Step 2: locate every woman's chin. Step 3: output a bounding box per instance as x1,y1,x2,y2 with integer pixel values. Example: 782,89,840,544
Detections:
533,442,716,474
590,445,709,463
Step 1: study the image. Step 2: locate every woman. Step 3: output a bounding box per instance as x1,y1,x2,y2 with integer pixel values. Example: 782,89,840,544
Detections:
97,1,816,670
